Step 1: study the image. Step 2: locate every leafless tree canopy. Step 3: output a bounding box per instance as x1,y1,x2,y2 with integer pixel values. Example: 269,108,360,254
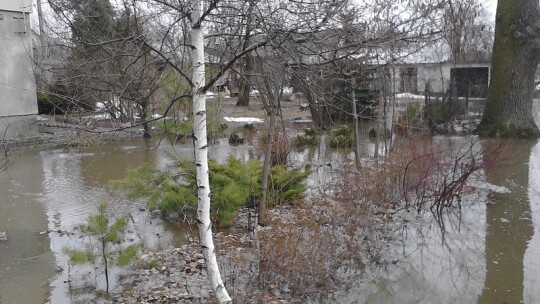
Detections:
36,0,493,133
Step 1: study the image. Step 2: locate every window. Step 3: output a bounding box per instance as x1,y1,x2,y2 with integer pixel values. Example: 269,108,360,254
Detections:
0,14,3,21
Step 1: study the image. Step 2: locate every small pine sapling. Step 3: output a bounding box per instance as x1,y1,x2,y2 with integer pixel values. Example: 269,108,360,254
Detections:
65,203,138,293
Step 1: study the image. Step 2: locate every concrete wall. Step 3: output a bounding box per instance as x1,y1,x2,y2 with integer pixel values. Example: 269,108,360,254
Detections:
0,8,38,139
0,115,37,140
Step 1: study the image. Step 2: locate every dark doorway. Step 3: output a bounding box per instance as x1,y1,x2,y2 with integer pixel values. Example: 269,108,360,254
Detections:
450,67,489,98
400,67,418,93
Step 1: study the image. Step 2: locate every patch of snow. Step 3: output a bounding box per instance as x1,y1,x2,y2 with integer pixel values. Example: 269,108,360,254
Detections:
469,180,511,194
283,86,293,95
249,90,260,97
95,101,108,110
453,124,464,133
83,114,112,120
396,93,425,99
223,116,264,124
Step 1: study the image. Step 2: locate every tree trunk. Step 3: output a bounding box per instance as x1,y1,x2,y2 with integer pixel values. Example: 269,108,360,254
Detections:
236,53,254,106
298,78,325,129
476,0,540,137
102,238,109,293
190,1,232,303
236,80,250,106
259,98,275,226
352,80,360,166
140,101,151,138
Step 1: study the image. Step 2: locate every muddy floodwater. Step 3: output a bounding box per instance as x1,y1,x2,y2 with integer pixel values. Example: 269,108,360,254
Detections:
351,138,540,304
1,135,540,303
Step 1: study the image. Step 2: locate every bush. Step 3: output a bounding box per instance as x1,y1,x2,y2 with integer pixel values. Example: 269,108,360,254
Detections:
114,156,310,226
427,100,463,125
114,156,260,226
330,125,354,148
37,82,74,114
243,123,256,131
368,127,392,139
396,103,426,136
294,128,318,148
228,131,245,145
37,92,67,114
268,165,311,207
157,119,193,142
304,128,316,136
207,120,228,140
295,134,318,147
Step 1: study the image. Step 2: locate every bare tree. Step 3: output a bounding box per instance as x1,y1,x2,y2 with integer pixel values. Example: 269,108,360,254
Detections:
443,0,493,62
246,50,291,225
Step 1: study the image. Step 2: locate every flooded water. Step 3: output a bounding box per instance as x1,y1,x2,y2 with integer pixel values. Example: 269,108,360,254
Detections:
344,138,540,304
0,139,190,304
2,132,540,303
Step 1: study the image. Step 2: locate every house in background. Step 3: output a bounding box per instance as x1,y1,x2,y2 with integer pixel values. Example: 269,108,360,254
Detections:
391,59,491,98
0,0,38,140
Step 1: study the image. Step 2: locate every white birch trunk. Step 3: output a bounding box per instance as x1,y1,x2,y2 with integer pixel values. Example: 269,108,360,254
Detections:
190,1,232,303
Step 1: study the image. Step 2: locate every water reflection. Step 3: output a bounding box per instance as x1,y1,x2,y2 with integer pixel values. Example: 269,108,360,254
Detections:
524,142,540,302
79,139,156,187
0,152,55,304
354,138,540,304
39,141,190,303
478,140,535,304
1,140,194,304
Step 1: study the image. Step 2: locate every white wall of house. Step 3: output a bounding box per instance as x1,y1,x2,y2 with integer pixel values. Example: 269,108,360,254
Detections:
0,0,32,13
392,62,491,96
0,6,38,139
417,64,448,93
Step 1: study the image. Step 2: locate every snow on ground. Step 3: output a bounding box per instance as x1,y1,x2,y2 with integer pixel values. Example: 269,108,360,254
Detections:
223,116,264,123
396,93,425,99
84,113,113,120
468,180,511,194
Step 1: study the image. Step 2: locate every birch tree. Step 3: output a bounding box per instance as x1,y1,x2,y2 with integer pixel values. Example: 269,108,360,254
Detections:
190,0,231,302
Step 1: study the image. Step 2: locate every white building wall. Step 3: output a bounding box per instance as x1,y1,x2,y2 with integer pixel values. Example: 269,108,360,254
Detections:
417,64,449,94
392,62,490,95
0,7,38,139
0,0,32,13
